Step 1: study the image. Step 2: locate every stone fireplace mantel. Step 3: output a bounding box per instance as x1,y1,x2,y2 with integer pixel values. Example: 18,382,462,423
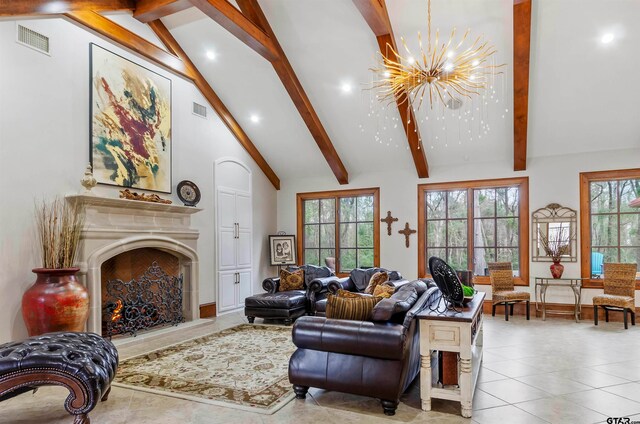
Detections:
67,194,203,336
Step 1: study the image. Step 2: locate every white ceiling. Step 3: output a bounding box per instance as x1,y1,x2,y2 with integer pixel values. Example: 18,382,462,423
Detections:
104,0,639,182
528,0,640,158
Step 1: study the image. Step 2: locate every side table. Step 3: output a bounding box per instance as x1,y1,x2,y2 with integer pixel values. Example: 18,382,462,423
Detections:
534,277,584,322
417,292,485,418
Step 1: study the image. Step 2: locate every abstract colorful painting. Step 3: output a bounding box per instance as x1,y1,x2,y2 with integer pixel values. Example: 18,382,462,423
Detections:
90,44,172,193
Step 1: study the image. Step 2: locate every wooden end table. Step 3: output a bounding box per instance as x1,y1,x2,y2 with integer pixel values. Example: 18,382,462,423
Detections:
417,292,485,418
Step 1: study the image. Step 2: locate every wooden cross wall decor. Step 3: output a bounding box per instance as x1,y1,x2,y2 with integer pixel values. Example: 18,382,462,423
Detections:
398,222,416,248
380,211,398,236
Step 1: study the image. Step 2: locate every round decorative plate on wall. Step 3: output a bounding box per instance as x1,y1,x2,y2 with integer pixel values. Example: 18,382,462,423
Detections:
177,180,201,206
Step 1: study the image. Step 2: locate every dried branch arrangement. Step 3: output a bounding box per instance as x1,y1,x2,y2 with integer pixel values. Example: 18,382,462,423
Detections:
35,198,85,269
538,226,572,263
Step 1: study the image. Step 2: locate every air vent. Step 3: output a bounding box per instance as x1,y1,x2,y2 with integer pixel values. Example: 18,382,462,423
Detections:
16,25,50,55
192,102,207,118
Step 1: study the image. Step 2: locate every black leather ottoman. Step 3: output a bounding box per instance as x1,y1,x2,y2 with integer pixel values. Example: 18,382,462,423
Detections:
245,290,307,325
0,332,118,424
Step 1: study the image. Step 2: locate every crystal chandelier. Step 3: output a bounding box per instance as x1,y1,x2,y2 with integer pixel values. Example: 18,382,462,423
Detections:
372,0,505,110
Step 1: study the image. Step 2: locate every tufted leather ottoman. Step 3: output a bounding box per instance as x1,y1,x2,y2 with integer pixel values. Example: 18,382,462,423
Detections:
0,332,118,424
244,290,307,325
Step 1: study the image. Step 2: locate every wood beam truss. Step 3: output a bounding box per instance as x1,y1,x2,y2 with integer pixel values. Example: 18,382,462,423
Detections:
44,8,280,189
148,19,280,189
235,0,349,184
0,0,134,17
513,0,532,171
352,0,429,178
189,0,278,62
133,0,191,23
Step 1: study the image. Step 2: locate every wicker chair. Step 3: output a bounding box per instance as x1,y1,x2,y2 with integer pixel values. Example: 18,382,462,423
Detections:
488,262,530,321
593,263,637,329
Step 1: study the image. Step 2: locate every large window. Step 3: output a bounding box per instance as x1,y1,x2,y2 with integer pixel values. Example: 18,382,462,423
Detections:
297,188,379,274
580,169,640,286
418,178,529,285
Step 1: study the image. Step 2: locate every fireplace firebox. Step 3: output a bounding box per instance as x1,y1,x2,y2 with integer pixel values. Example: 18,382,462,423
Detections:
102,261,185,337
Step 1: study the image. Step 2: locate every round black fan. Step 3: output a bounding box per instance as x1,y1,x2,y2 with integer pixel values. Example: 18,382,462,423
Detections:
428,256,465,306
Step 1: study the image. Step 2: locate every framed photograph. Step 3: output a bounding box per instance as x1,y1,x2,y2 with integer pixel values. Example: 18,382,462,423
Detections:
90,43,172,193
269,235,297,266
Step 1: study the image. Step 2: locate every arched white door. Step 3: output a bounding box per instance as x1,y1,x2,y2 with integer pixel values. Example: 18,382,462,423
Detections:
215,158,252,313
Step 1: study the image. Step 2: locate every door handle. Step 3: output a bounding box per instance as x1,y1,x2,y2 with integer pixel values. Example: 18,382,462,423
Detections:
235,223,239,239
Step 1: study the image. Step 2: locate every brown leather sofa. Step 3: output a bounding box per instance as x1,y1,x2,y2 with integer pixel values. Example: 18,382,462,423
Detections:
288,279,438,415
313,267,404,316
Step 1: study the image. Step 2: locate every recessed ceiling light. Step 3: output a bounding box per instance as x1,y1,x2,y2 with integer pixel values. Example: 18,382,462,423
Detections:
341,83,352,93
472,60,480,67
383,71,391,78
444,63,454,72
250,114,260,123
447,51,455,58
206,50,216,60
407,56,416,65
601,33,615,44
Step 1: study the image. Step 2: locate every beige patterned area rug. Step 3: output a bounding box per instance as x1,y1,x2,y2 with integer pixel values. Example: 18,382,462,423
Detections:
113,324,296,414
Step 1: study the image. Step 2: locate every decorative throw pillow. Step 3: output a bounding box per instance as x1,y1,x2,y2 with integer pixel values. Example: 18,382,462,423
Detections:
336,289,367,298
364,271,389,294
279,268,305,291
373,284,395,299
325,293,383,321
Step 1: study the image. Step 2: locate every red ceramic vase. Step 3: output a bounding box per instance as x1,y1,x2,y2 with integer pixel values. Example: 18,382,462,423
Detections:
21,268,89,336
550,261,564,279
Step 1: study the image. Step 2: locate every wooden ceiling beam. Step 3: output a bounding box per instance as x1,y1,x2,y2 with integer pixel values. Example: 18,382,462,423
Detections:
133,0,192,23
0,0,134,17
353,0,429,178
352,0,391,36
235,0,349,184
189,0,278,62
64,10,192,79
148,19,281,189
513,0,531,171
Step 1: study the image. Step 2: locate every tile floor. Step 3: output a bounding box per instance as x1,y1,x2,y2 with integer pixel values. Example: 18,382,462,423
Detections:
1,312,639,423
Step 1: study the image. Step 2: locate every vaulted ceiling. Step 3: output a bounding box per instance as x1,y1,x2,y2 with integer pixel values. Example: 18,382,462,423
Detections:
4,0,640,187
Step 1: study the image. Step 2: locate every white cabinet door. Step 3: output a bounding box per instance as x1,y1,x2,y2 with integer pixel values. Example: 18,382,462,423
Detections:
217,189,238,270
218,229,236,270
237,270,252,308
218,271,238,313
236,229,252,269
217,190,237,229
236,192,252,231
216,184,252,312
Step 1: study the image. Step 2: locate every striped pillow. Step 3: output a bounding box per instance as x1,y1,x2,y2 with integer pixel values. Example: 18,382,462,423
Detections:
325,293,383,321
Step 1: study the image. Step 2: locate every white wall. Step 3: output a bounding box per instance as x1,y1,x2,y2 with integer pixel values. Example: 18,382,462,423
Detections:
277,148,640,306
0,18,277,342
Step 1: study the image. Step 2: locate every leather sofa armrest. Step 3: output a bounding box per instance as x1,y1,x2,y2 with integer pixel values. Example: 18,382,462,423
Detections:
403,286,440,327
327,277,354,294
387,279,411,290
262,277,280,294
307,276,339,294
292,316,407,360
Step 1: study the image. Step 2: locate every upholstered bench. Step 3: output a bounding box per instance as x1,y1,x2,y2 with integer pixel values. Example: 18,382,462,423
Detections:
245,291,307,325
0,332,118,424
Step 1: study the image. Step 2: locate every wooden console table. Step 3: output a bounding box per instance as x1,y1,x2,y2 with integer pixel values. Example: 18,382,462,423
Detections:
417,292,485,418
534,276,583,322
